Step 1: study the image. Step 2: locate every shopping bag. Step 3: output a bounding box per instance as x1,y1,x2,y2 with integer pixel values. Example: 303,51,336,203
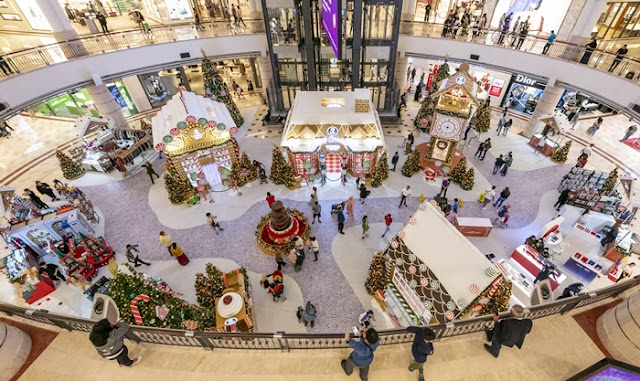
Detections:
478,192,486,202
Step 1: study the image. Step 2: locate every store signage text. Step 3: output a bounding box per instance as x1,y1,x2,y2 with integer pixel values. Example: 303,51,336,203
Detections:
489,78,505,97
325,144,341,151
515,74,537,86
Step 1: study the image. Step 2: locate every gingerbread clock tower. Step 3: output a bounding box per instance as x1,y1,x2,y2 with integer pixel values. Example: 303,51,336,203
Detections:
426,63,479,164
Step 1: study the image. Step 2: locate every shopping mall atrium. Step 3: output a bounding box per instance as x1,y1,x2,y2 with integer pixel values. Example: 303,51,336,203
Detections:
0,0,640,380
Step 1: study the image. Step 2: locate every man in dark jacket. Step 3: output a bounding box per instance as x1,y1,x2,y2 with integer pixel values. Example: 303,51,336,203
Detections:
391,152,399,171
408,326,435,381
96,12,109,34
90,319,141,366
35,181,58,201
484,305,532,358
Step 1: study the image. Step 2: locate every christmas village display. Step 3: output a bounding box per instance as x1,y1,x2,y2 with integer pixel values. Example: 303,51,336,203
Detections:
108,263,255,332
256,200,310,255
365,200,511,326
559,167,625,217
528,114,569,158
280,89,386,182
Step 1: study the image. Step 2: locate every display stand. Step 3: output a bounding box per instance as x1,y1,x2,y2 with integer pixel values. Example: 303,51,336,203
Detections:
214,269,256,332
529,134,559,156
454,217,493,237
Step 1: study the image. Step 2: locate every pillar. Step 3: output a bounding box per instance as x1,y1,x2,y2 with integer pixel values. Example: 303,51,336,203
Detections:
562,0,608,45
86,84,130,128
597,289,640,367
121,76,153,113
248,0,262,20
523,84,564,138
0,322,32,380
395,55,409,93
34,0,80,42
481,0,499,26
401,0,417,21
249,57,260,88
177,67,191,92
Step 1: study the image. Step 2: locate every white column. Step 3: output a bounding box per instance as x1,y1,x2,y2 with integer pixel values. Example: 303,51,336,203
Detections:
257,56,273,89
34,0,80,42
248,0,261,20
121,76,153,113
597,290,640,367
401,0,417,22
564,0,608,45
395,55,409,92
86,84,130,128
523,84,564,138
481,0,499,26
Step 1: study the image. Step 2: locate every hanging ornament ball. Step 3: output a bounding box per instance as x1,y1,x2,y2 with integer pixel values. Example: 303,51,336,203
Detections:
177,121,188,130
163,135,173,143
420,277,429,287
398,231,406,239
409,217,416,225
169,127,180,136
434,160,443,167
303,161,312,169
129,293,136,299
217,123,227,130
445,310,455,320
155,143,166,152
185,115,197,124
208,120,218,128
198,118,208,125
442,166,451,173
408,265,417,274
230,126,239,135
363,160,371,168
390,240,399,249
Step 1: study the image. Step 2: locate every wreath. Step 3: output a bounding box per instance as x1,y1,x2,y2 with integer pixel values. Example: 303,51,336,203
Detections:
436,140,449,150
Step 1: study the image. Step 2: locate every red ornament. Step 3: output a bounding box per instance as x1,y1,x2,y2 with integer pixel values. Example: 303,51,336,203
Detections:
185,115,197,124
169,127,180,136
223,295,233,304
230,126,239,135
207,120,218,128
155,143,166,152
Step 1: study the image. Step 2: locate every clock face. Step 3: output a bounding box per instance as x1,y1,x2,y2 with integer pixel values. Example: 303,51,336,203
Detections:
455,76,466,85
433,116,462,139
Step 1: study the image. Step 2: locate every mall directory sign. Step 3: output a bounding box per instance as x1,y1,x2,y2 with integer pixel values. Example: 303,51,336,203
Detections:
322,0,341,58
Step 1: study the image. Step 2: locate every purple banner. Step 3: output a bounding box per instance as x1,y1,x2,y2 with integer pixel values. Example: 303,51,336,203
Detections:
322,0,340,58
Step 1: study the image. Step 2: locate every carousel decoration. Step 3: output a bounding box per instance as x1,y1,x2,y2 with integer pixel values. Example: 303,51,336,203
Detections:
255,200,310,255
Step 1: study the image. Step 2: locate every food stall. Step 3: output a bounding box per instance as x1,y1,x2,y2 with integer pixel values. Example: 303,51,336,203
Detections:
4,248,55,304
454,217,493,237
528,114,568,157
152,91,239,191
377,201,510,326
280,89,385,177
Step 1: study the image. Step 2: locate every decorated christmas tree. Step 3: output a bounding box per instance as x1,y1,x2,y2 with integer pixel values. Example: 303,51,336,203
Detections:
600,167,619,195
480,278,513,316
401,150,421,177
229,161,246,187
201,54,244,127
108,273,216,330
164,172,193,204
461,168,475,190
470,101,491,134
414,88,436,129
450,157,467,184
551,140,572,163
365,252,388,295
269,146,297,188
194,263,225,310
56,149,85,180
239,152,258,182
371,151,389,188
431,61,450,91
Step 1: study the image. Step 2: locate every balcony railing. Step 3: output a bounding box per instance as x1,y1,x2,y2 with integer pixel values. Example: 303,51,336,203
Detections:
0,20,263,78
402,21,640,84
1,275,637,351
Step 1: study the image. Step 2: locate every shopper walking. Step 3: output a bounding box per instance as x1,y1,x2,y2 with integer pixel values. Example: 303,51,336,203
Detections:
554,188,570,211
622,125,638,142
126,244,150,267
266,192,275,207
293,235,305,257
609,44,628,72
501,153,513,176
159,231,173,255
493,155,505,175
474,140,486,158
170,242,189,266
90,319,141,367
24,188,49,210
359,183,369,204
480,138,492,160
542,30,556,55
494,204,510,226
341,163,348,186
35,181,58,201
407,326,435,381
581,143,594,157
502,119,513,136
343,196,354,219
483,305,532,358
587,117,603,136
143,161,160,184
391,152,399,172
515,23,528,50
361,216,369,239
382,214,392,237
206,212,224,234
307,236,319,261
311,199,322,224
493,187,510,207
535,135,547,155
341,327,379,380
496,115,506,135
337,205,346,235
234,4,246,26
275,249,287,270
439,177,450,198
399,185,412,207
483,186,496,209
96,12,109,33
291,246,305,272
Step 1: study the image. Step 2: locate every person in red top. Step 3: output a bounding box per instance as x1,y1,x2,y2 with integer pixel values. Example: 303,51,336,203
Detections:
382,214,393,237
266,192,275,207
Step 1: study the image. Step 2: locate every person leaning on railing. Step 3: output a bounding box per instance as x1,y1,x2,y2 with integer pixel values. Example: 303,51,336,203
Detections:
341,327,379,381
89,319,142,367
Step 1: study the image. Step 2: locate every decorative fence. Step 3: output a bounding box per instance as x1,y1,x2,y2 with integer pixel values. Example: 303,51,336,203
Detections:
1,275,638,351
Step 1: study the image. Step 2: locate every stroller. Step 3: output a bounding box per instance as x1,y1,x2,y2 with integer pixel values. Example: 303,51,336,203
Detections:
259,167,268,184
331,200,346,216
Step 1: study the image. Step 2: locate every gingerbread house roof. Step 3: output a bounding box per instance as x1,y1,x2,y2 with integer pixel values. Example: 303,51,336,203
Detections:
431,70,480,106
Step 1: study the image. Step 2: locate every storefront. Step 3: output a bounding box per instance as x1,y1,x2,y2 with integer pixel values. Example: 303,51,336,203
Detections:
595,2,640,39
139,72,179,108
106,80,138,118
280,89,385,178
415,0,485,24
501,73,546,116
489,0,572,35
556,89,616,121
34,90,98,119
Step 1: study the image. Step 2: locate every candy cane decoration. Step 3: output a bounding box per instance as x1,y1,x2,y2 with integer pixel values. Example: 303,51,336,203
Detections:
130,294,150,325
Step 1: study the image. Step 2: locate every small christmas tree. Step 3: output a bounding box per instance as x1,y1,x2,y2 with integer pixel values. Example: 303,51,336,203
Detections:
450,157,468,184
551,140,572,163
461,168,475,190
239,152,258,181
480,279,513,316
164,172,193,204
414,88,436,129
371,151,389,188
470,101,491,134
202,54,244,127
431,61,450,91
56,149,85,179
401,150,421,177
600,167,619,195
194,263,225,309
229,161,246,187
269,146,297,188
365,252,388,295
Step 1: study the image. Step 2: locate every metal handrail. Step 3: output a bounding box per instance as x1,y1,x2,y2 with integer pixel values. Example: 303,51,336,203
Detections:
1,275,638,350
401,21,640,83
0,20,263,78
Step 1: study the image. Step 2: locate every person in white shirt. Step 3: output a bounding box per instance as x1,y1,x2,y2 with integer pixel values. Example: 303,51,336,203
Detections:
581,144,594,157
535,136,547,155
307,236,319,261
399,186,412,207
483,186,496,209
